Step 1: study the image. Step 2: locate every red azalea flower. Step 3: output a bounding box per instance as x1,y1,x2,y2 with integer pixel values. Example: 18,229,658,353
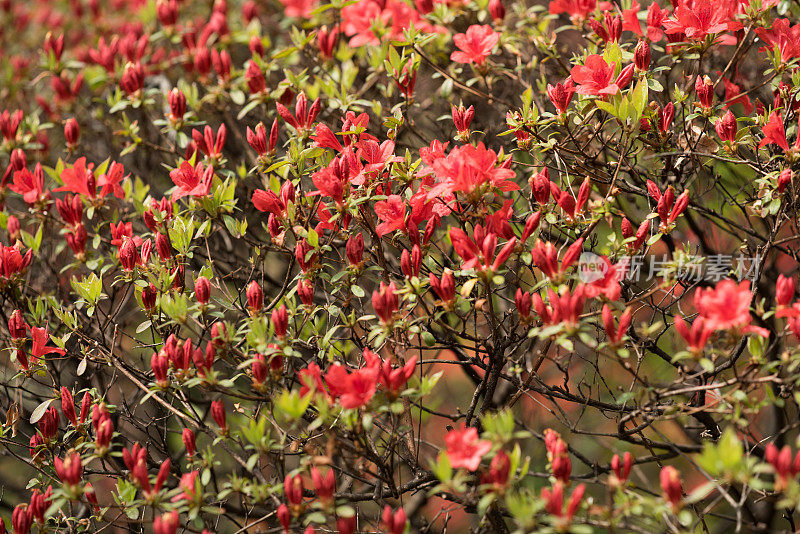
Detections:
694,279,767,335
570,55,619,96
444,424,492,471
30,325,66,359
549,0,596,20
721,77,753,114
646,2,668,41
324,363,378,409
755,18,800,62
622,0,643,35
450,25,499,65
11,164,49,206
375,195,407,236
663,0,741,41
169,161,213,200
759,111,790,152
427,143,518,199
55,157,96,198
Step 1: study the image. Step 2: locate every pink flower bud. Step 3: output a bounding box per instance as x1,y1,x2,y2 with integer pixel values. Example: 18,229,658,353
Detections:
271,304,288,337
8,309,26,339
715,110,737,143
118,237,138,271
61,387,77,426
695,75,714,109
614,63,635,90
54,451,83,486
246,281,263,313
634,40,650,70
317,26,339,58
779,168,792,192
247,123,268,156
777,274,795,307
168,88,186,120
211,399,227,432
660,466,682,509
195,276,210,304
277,503,291,532
372,282,398,324
488,0,505,21
64,118,79,147
515,288,532,318
346,233,364,267
182,428,196,457
153,511,179,534
155,232,171,260
142,283,157,311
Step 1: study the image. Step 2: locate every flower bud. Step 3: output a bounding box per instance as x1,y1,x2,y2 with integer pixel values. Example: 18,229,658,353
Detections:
39,407,59,440
346,233,364,267
633,40,650,71
151,352,169,388
155,232,171,260
401,245,421,278
182,428,196,457
12,505,32,534
372,282,398,324
317,26,339,58
779,168,792,193
611,451,632,484
695,75,714,109
660,466,682,509
715,110,737,143
242,0,258,21
614,63,635,90
515,288,532,318
247,123,268,156
252,353,268,386
211,322,227,344
211,400,226,432
415,0,433,13
284,474,304,507
531,168,551,204
156,0,178,26
8,309,27,339
277,503,291,532
382,506,407,534
85,483,99,512
118,238,138,271
168,88,186,121
64,118,79,148
451,104,475,134
61,387,77,426
294,279,314,308
777,274,795,307
271,304,288,337
295,240,316,272
153,511,179,534
79,392,91,424
142,283,157,311
7,215,20,242
54,451,83,486
246,281,263,313
488,0,505,22
195,276,210,304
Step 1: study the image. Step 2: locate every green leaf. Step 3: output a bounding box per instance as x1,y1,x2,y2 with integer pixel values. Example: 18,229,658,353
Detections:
595,99,618,117
631,79,648,121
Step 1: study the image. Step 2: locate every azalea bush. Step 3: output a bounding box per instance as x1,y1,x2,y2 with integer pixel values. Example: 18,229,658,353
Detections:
4,0,800,532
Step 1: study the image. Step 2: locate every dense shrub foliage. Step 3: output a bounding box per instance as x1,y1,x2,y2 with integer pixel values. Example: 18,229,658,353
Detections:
3,0,800,532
